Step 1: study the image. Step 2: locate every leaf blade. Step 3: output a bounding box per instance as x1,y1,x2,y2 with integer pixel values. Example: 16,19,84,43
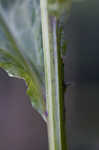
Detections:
0,0,46,121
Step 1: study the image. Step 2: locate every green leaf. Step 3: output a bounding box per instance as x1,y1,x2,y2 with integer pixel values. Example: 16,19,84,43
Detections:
0,0,46,121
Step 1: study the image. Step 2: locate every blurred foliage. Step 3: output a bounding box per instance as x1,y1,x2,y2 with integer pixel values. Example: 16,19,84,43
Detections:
47,0,84,18
48,0,72,18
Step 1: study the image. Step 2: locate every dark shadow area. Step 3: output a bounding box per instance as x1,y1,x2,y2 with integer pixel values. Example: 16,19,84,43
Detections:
64,0,99,149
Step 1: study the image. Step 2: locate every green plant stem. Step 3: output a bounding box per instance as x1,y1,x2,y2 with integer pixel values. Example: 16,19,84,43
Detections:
40,0,67,150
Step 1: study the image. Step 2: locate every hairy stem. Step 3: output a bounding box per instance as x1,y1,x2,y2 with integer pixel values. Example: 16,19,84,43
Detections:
40,0,67,150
